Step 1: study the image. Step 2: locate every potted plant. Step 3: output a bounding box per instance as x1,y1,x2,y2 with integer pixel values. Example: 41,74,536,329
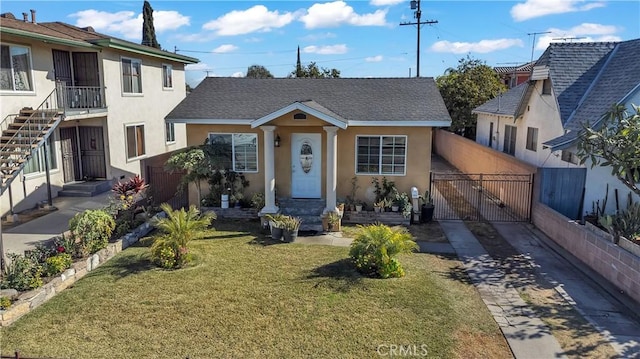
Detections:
355,200,363,213
265,213,286,241
325,211,341,232
420,190,435,223
281,215,302,243
373,201,385,213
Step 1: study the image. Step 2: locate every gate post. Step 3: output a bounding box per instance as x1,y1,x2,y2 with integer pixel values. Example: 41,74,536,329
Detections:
477,174,483,221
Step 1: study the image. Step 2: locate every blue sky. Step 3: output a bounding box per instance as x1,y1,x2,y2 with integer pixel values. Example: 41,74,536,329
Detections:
2,0,639,87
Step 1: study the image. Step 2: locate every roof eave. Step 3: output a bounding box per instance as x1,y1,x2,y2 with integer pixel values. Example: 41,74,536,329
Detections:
0,27,100,49
251,102,348,129
91,38,199,64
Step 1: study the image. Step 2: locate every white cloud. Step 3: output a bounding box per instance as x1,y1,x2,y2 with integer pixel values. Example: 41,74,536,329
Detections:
365,55,384,62
213,44,239,53
185,63,211,71
70,9,189,41
231,72,244,78
303,44,348,55
300,1,387,29
430,39,524,54
535,23,621,49
203,5,296,36
511,0,605,22
300,32,338,41
370,0,405,6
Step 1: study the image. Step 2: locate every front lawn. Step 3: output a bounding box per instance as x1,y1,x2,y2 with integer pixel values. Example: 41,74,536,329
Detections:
1,220,510,358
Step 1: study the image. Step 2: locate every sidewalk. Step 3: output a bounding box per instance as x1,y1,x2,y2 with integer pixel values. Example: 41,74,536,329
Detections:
2,192,112,255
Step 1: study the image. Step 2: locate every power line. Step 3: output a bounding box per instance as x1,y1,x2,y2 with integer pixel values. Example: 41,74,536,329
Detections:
400,0,438,77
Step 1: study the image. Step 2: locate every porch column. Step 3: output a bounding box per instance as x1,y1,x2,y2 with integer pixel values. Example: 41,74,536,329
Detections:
324,126,339,213
260,126,279,214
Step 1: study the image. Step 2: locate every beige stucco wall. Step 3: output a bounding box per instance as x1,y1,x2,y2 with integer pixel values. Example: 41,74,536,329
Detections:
0,34,190,215
185,117,433,207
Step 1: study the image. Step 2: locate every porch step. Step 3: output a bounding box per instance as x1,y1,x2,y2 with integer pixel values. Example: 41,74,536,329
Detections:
58,180,112,197
278,198,325,231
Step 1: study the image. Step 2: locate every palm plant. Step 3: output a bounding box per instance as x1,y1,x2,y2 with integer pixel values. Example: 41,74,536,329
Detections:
149,203,216,268
349,223,418,278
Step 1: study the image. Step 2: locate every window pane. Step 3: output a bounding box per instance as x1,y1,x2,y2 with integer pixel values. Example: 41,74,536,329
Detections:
163,65,173,88
208,134,233,169
10,46,32,91
126,126,137,158
136,125,145,156
165,122,175,142
233,134,257,172
0,45,13,90
132,61,142,93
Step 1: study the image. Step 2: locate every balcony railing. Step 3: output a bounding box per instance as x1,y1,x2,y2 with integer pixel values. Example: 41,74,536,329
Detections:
57,84,106,110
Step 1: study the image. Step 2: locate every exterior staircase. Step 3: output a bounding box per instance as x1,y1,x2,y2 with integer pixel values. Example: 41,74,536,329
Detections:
58,180,112,197
278,198,325,232
0,88,64,196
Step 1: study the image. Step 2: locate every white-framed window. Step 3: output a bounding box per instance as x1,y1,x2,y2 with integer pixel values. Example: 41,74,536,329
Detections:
121,57,142,94
503,125,517,155
207,133,258,172
23,137,57,175
165,122,175,143
126,124,146,159
0,44,34,92
162,64,173,89
526,127,538,152
561,150,579,164
356,135,406,175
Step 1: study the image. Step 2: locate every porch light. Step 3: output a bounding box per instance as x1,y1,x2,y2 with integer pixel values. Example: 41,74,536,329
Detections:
274,134,281,147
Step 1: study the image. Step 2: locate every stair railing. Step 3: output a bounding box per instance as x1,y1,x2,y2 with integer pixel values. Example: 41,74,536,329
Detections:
0,86,64,193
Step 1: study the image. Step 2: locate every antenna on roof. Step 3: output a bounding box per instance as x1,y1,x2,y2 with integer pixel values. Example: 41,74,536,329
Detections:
527,31,552,63
552,36,587,42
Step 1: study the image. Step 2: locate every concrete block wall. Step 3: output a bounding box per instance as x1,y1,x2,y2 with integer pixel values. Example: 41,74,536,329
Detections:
532,202,640,303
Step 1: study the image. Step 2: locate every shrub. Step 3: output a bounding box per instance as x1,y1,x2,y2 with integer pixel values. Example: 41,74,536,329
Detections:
349,223,418,279
0,296,11,310
148,203,215,269
54,234,82,259
1,253,43,291
69,209,116,256
44,253,73,277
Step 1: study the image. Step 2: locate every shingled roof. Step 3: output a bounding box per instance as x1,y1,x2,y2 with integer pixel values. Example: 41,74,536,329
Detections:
473,82,528,117
0,14,198,64
165,77,452,126
542,39,640,149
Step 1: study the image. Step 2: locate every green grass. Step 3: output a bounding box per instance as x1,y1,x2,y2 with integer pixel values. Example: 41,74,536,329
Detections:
1,219,510,358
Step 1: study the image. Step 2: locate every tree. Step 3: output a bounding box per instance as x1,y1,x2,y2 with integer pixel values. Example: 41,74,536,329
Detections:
165,147,210,208
246,65,274,79
289,62,340,78
141,1,161,49
436,56,506,139
577,104,640,196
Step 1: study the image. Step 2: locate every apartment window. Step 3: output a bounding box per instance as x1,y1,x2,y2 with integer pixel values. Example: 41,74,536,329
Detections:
126,124,146,159
526,127,538,152
0,44,33,91
121,58,142,93
542,79,551,95
162,64,173,89
24,137,57,175
165,122,175,143
503,125,517,155
208,133,258,172
356,135,406,175
561,150,579,164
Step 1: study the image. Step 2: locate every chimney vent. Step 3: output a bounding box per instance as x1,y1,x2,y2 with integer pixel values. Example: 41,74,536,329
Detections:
22,12,28,22
30,9,36,24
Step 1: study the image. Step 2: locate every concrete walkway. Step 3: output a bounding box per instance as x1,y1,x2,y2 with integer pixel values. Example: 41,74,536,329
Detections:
2,192,112,255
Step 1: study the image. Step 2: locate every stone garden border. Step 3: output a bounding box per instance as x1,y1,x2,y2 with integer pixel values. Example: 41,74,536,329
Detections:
0,212,165,327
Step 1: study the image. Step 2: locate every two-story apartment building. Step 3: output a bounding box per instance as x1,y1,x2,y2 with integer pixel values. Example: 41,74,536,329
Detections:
0,12,198,215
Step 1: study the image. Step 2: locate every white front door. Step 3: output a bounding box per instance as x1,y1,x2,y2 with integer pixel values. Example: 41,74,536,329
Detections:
291,133,322,198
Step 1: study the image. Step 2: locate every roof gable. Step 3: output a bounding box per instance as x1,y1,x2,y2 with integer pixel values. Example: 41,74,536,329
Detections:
251,101,348,129
473,82,528,117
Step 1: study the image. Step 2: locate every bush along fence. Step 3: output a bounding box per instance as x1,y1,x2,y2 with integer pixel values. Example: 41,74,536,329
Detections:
0,212,163,327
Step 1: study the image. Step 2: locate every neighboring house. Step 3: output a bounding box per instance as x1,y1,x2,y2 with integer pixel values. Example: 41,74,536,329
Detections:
494,61,534,88
165,77,451,214
474,39,640,215
0,11,198,215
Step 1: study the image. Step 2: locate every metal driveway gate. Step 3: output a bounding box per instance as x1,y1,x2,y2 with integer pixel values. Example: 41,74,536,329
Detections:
430,172,533,222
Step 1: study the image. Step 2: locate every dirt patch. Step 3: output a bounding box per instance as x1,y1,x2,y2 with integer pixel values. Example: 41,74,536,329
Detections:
409,221,448,243
2,206,58,229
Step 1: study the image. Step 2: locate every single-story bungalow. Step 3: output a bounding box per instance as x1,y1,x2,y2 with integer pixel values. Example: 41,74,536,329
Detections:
165,77,451,214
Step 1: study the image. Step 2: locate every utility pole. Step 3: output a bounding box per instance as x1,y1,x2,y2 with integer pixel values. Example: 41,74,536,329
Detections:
400,0,437,77
527,31,551,63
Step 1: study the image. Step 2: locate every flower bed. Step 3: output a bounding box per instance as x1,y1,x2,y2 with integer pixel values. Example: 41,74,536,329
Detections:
0,212,164,327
